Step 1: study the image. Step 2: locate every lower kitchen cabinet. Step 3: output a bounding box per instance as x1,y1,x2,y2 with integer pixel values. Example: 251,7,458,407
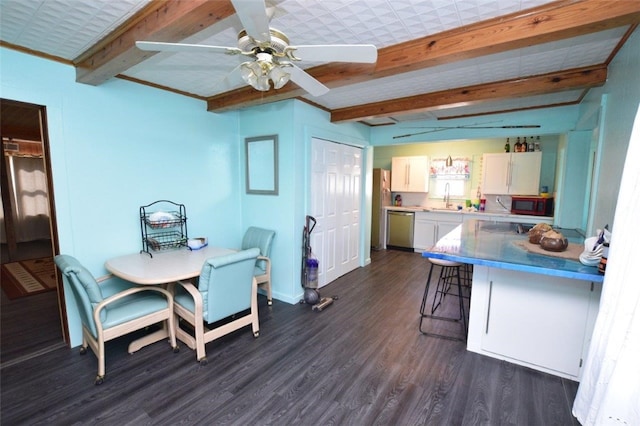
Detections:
468,266,601,380
413,216,436,250
413,212,463,251
413,211,553,252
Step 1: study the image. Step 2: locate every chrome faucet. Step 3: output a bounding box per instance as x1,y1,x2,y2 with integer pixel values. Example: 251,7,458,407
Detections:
444,182,452,208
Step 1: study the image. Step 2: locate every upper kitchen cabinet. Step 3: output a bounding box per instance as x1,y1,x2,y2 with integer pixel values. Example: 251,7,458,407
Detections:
482,152,542,195
391,156,429,192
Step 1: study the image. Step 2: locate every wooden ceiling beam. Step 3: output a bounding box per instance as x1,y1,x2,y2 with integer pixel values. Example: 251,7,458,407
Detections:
330,65,608,123
207,0,640,112
75,0,235,85
369,0,640,77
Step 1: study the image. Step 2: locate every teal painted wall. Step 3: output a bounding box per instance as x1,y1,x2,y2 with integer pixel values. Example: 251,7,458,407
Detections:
578,29,640,235
238,100,371,304
1,47,241,346
554,131,591,230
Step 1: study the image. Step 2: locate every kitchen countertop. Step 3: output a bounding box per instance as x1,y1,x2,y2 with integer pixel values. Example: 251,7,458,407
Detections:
421,219,603,283
384,205,553,221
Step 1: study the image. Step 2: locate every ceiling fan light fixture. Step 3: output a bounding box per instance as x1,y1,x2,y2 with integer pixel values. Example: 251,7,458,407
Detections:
240,61,261,87
241,52,290,91
255,73,271,91
269,65,290,89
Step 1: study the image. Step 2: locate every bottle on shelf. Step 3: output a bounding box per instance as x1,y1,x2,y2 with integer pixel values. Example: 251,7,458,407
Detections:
514,137,522,152
528,137,535,152
504,137,510,152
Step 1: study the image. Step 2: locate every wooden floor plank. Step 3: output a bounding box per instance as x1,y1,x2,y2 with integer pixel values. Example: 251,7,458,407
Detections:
0,249,580,424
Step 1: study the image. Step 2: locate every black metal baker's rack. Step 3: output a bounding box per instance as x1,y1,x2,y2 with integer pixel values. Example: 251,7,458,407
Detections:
140,200,188,257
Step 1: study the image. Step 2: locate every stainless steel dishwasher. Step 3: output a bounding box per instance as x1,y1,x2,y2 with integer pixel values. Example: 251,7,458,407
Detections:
387,210,415,249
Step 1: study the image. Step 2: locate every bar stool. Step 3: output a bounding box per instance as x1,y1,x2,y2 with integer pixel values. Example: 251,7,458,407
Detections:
419,258,471,341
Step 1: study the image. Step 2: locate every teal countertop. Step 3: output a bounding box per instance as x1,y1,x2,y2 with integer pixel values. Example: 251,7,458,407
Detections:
421,219,604,283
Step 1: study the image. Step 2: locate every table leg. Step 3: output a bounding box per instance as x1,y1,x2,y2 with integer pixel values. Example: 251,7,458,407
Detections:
128,328,169,354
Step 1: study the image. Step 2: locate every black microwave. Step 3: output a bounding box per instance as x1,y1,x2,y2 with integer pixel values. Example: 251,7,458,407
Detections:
511,196,554,216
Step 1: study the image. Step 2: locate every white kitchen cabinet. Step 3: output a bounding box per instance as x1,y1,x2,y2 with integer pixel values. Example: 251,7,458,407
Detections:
413,212,462,251
391,156,429,192
413,215,437,250
482,152,541,195
468,266,601,380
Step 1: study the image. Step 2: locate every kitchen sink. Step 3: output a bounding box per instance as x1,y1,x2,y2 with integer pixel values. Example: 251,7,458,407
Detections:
478,222,516,233
479,222,535,234
429,207,462,212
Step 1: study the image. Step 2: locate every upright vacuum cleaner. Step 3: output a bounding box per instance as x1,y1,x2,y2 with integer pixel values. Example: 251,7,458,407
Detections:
301,215,334,311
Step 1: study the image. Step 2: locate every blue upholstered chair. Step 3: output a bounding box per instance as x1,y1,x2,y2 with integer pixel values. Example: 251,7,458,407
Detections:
54,254,178,385
241,227,276,305
171,248,260,364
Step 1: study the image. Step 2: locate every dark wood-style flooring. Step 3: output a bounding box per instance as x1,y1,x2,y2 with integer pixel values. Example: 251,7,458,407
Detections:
0,249,580,425
1,239,63,365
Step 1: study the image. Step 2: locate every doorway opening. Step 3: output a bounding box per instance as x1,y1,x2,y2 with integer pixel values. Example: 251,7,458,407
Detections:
1,98,67,365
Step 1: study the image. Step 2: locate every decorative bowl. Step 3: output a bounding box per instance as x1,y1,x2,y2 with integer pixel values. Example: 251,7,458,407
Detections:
529,230,544,244
540,235,569,252
528,223,553,244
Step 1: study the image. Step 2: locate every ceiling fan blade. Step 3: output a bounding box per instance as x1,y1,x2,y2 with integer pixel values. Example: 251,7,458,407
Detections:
213,64,248,91
231,0,271,42
136,41,241,55
289,44,377,63
288,64,329,97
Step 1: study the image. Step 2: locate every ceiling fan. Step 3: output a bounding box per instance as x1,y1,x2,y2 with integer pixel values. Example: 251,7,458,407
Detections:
136,0,377,97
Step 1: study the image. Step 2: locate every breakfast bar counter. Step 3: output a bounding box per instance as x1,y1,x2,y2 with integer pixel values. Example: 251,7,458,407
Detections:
421,219,603,381
423,219,603,282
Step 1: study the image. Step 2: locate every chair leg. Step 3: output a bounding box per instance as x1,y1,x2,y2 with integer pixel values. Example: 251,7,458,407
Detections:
97,339,106,385
166,310,178,352
251,305,260,337
265,280,272,306
252,279,260,337
194,318,206,363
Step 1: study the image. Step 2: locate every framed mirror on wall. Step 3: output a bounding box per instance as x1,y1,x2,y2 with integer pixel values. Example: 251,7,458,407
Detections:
245,135,278,195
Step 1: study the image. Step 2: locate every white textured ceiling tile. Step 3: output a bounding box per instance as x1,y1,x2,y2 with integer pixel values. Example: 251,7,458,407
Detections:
379,21,411,41
519,0,556,11
0,0,151,59
0,1,41,37
435,6,463,28
454,0,482,22
430,90,583,120
391,1,431,17
563,41,617,69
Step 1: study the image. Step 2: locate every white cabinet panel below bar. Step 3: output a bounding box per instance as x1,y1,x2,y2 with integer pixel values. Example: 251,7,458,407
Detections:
468,265,601,380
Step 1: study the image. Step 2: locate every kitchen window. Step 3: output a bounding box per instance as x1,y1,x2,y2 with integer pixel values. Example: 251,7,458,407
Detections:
429,157,471,198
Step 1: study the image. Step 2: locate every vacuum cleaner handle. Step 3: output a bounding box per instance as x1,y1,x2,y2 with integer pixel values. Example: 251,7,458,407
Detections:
306,215,316,234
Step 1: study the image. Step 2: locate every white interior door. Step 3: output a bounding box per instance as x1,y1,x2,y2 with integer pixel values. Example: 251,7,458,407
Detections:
339,146,361,277
310,138,362,288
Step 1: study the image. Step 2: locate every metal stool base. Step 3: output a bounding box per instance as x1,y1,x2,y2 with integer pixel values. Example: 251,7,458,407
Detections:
419,260,471,341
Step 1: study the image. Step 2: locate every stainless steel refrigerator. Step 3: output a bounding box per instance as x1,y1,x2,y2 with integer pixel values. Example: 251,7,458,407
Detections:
371,168,391,249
